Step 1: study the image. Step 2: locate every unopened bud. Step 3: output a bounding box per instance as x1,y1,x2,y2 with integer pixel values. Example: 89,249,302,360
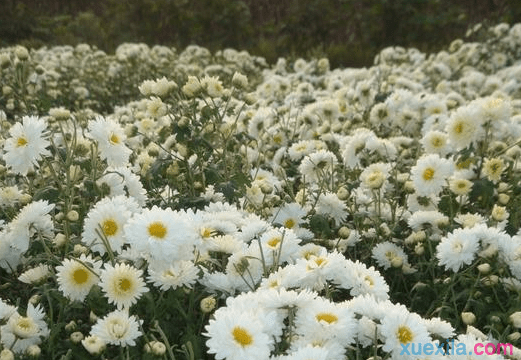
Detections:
461,312,476,325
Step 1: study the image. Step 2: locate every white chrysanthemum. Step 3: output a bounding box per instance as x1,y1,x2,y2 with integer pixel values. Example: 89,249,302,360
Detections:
288,140,316,161
147,260,200,290
411,154,454,196
372,242,408,270
482,157,504,183
87,116,132,167
3,115,50,175
0,298,17,321
90,309,142,347
82,196,138,255
99,262,148,309
498,235,521,280
380,306,431,359
271,202,307,230
56,254,102,302
204,310,274,360
299,150,338,183
436,228,480,272
0,186,23,207
315,192,347,225
124,206,193,264
255,228,302,265
408,210,448,231
105,167,148,206
201,75,224,98
420,130,451,156
294,297,356,344
360,162,392,190
82,335,106,355
0,304,49,354
340,260,390,301
424,317,455,339
406,192,439,212
8,200,54,254
18,264,51,284
445,105,483,150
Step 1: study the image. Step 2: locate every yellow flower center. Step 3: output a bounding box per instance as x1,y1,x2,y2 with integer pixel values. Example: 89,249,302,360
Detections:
14,317,35,338
454,122,464,134
385,251,396,260
267,236,281,248
73,267,89,284
109,133,120,144
397,325,413,344
148,221,167,239
118,277,131,293
364,275,374,287
316,312,338,324
200,227,213,238
303,251,316,260
16,136,28,147
314,257,327,266
452,242,463,253
232,326,253,347
284,218,296,228
102,219,118,237
432,137,442,147
422,167,435,181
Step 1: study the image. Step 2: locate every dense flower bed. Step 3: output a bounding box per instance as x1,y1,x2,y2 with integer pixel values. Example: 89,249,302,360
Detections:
0,22,521,360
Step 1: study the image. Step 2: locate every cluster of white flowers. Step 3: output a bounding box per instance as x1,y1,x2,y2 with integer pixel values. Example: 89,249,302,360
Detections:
2,22,521,359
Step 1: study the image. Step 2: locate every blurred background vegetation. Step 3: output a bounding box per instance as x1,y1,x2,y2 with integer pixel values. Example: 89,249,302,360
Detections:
1,0,521,68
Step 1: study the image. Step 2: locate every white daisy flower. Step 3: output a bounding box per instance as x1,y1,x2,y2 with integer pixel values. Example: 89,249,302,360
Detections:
82,195,138,255
294,297,356,344
436,228,480,272
380,306,431,359
0,298,17,321
147,260,200,290
315,192,347,225
372,241,408,270
254,227,302,265
341,260,390,301
420,130,451,156
271,202,307,230
445,105,483,150
99,262,148,309
0,303,50,354
299,150,338,183
90,309,142,347
204,309,274,360
3,115,50,175
359,162,392,191
56,254,102,302
87,116,132,167
18,264,51,284
410,154,454,196
124,206,193,264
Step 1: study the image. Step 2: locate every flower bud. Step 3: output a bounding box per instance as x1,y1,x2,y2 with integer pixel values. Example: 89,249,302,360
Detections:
0,349,14,360
67,210,79,221
461,312,476,325
477,263,491,274
510,311,521,328
200,296,217,313
70,331,84,344
26,344,41,357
